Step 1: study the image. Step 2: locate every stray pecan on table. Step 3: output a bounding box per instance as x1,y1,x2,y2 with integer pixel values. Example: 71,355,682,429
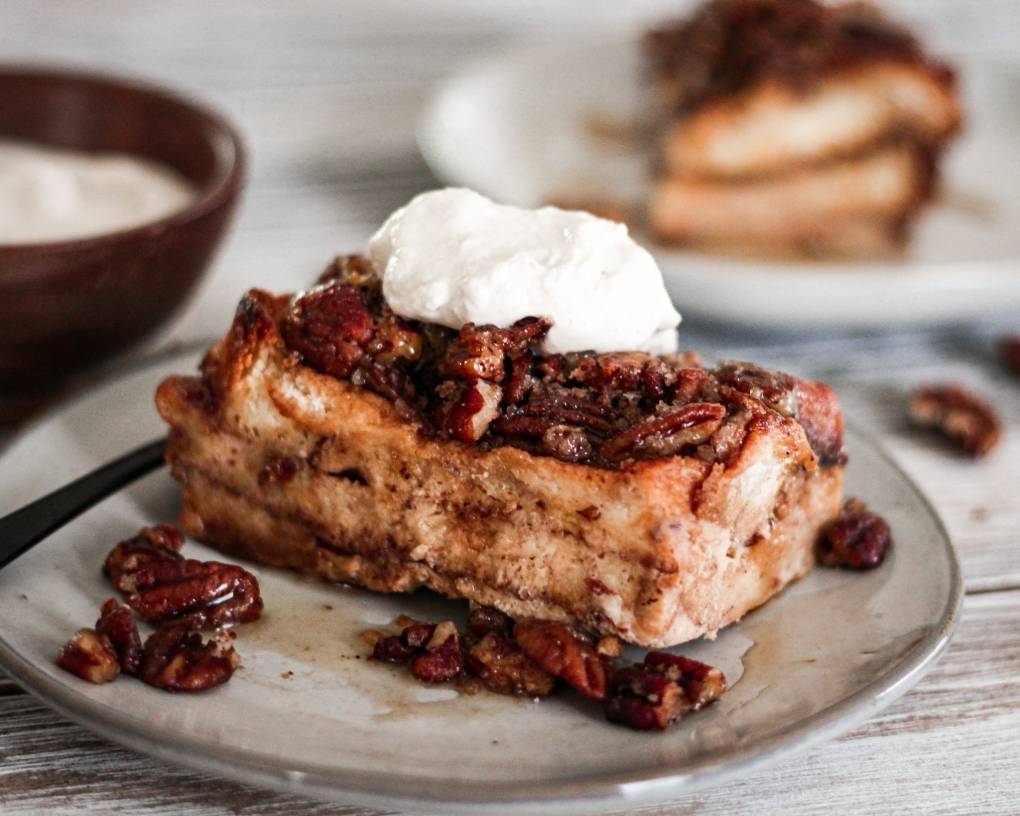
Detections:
907,384,1002,457
816,498,892,571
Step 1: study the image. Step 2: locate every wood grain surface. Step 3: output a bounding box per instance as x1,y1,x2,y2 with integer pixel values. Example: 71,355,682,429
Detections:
1,1,1018,813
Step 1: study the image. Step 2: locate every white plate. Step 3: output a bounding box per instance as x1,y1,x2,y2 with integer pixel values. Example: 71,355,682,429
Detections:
0,349,961,814
418,38,1020,329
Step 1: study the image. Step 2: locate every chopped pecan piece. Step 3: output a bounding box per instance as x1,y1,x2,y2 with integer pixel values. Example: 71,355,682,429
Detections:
283,281,375,378
139,624,240,692
442,319,551,381
503,352,535,405
999,336,1020,378
541,424,593,463
642,651,727,709
56,628,120,684
596,636,623,658
514,619,609,700
817,498,892,570
467,632,555,697
371,633,418,663
411,621,464,683
600,402,726,461
316,253,377,288
442,380,503,442
907,384,1002,456
605,652,726,731
95,598,142,676
465,605,514,643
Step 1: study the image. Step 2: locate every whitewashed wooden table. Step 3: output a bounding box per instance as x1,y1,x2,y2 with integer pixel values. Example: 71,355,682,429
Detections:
2,1,1019,813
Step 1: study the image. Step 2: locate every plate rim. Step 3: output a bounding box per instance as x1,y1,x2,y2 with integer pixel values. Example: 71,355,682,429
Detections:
0,349,963,814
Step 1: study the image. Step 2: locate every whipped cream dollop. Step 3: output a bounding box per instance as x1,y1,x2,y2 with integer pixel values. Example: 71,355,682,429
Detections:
368,188,680,355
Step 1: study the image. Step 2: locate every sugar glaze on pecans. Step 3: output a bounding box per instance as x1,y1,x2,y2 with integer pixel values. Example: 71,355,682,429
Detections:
278,255,845,470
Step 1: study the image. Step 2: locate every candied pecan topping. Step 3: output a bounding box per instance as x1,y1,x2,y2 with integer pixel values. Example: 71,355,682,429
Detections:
139,624,240,692
442,319,551,381
283,281,375,378
56,628,120,684
605,652,726,730
999,336,1020,378
514,619,610,700
645,0,935,114
274,256,843,470
95,598,142,676
908,384,1002,457
600,402,726,462
817,498,892,570
105,526,263,628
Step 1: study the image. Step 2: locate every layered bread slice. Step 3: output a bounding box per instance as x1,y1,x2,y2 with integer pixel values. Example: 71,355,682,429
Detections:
157,258,845,647
644,0,961,255
650,142,932,254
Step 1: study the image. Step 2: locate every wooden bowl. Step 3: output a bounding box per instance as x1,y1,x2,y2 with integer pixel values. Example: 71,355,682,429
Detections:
0,65,245,421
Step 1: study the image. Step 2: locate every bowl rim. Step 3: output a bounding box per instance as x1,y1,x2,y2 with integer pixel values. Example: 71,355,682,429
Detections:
0,62,247,261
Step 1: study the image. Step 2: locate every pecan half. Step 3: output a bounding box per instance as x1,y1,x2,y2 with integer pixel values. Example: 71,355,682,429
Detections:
817,498,892,570
119,559,262,629
514,619,609,700
56,628,120,684
95,598,142,676
605,652,726,731
139,624,240,692
600,402,726,461
907,384,1002,457
105,526,263,629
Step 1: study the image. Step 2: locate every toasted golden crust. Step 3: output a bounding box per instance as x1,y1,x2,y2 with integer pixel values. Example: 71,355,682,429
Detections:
662,62,960,181
650,142,928,253
157,296,844,647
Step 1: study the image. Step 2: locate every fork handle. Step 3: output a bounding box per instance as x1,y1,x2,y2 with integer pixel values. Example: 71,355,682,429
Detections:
0,437,167,570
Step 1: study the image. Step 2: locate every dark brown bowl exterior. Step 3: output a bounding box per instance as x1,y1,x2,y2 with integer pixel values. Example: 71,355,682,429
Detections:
0,66,245,420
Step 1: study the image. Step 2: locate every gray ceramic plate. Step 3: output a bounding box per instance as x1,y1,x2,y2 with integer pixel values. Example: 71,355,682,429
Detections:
0,349,962,815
